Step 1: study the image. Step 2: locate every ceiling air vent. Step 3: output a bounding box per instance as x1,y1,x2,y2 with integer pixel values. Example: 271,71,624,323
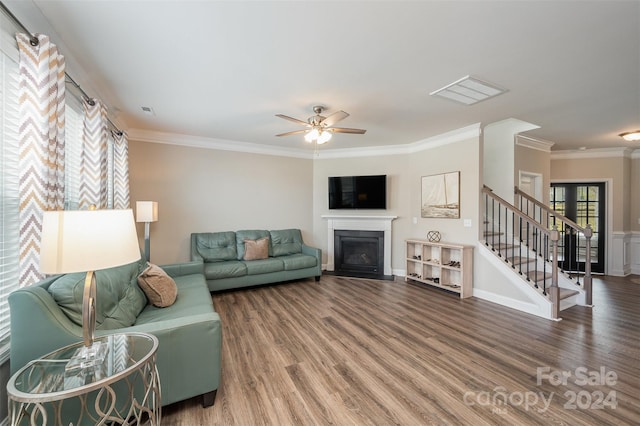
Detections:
430,75,507,105
141,106,155,116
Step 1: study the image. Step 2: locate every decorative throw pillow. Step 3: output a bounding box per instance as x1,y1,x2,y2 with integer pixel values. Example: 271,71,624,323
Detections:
137,263,178,308
243,237,269,261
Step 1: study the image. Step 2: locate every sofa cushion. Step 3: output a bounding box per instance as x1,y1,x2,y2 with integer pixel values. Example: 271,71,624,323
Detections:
196,232,238,262
48,259,147,329
243,237,269,261
243,258,284,275
203,260,247,280
270,229,303,256
280,254,318,271
236,230,272,260
136,274,214,324
137,263,178,308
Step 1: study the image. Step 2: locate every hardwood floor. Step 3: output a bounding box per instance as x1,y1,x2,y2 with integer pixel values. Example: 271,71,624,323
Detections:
162,275,640,425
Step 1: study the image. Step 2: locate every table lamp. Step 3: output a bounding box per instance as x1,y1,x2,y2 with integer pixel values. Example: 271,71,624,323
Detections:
136,201,158,263
40,208,141,365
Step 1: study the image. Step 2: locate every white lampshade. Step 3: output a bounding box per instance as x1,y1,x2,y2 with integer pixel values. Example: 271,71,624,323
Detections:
40,209,141,274
136,201,158,223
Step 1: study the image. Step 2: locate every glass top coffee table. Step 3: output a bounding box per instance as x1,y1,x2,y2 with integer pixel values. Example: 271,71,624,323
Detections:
7,332,161,425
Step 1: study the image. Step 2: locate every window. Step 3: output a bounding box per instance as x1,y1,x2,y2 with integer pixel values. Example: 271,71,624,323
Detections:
0,10,119,363
0,12,21,363
65,95,83,210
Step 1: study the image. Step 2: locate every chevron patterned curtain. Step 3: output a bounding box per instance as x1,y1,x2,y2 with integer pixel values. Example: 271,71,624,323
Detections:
113,131,130,209
16,33,66,287
79,98,108,209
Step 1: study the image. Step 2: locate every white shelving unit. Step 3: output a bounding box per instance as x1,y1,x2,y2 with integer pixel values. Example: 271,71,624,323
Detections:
405,239,473,298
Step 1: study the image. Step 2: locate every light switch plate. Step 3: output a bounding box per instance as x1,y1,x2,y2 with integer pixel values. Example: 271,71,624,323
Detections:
463,219,472,227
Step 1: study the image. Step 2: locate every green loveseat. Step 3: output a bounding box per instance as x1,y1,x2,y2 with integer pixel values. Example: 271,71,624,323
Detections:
8,259,221,408
191,228,321,291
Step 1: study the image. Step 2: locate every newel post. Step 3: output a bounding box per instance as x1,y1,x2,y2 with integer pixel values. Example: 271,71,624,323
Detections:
550,226,560,320
583,224,593,306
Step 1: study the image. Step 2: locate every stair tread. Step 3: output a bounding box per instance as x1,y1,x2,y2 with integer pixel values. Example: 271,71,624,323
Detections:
509,256,536,265
483,231,503,236
490,243,517,249
559,288,580,299
526,270,552,281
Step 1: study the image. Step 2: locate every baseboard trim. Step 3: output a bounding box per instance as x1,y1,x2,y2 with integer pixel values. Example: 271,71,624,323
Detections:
473,289,551,320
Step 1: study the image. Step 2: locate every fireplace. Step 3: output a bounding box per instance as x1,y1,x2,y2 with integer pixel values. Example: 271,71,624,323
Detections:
322,214,397,278
334,230,385,279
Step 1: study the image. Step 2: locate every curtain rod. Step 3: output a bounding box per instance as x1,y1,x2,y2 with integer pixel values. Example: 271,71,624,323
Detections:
0,1,123,135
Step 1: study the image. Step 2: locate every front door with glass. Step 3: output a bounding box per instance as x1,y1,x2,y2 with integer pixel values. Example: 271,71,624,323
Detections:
549,183,605,274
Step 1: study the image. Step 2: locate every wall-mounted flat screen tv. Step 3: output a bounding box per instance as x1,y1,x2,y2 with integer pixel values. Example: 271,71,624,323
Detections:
329,175,386,209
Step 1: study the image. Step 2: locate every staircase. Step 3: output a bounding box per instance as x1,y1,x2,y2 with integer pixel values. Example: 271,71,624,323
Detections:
481,185,593,320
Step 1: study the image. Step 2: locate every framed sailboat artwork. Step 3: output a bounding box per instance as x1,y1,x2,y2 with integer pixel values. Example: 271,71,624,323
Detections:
421,171,460,218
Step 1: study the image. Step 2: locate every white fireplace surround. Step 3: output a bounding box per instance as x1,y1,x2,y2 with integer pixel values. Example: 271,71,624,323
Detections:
322,215,397,276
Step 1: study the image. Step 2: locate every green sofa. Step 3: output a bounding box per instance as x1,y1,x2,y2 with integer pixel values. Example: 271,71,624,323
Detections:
191,228,322,291
8,259,221,408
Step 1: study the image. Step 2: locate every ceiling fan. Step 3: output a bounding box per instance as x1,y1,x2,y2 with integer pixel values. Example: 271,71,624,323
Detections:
275,105,366,144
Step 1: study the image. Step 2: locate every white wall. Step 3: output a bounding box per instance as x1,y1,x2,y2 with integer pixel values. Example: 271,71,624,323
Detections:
483,118,540,202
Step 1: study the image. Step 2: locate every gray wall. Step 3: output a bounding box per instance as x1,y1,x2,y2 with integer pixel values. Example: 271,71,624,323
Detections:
129,141,315,264
129,126,483,276
312,134,481,273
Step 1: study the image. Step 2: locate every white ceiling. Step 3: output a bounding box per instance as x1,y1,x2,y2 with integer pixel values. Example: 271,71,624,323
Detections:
8,0,640,153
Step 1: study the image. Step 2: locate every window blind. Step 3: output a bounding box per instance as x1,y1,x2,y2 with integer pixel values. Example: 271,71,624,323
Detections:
65,94,83,210
0,14,21,364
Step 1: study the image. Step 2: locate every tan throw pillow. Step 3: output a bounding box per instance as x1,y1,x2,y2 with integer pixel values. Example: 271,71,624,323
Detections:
243,237,269,261
137,263,178,308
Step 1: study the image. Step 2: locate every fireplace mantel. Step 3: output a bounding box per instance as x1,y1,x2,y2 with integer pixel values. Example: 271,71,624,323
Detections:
322,215,397,276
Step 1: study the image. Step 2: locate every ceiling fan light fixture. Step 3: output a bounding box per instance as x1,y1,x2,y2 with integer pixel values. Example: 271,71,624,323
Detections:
317,130,332,144
276,105,365,146
619,130,640,141
305,128,319,143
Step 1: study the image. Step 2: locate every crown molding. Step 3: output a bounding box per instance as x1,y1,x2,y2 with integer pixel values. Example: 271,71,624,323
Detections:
515,135,555,152
127,129,314,159
129,123,482,160
551,147,636,160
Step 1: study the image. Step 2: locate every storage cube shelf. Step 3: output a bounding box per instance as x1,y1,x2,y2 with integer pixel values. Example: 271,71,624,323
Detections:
405,239,473,298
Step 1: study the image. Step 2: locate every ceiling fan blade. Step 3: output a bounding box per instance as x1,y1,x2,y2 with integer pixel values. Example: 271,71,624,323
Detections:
330,127,367,134
276,129,309,137
321,110,349,127
276,114,310,127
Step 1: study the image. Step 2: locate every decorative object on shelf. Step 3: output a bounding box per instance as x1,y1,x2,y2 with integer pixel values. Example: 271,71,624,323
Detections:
136,201,158,263
427,230,441,242
421,171,460,218
39,208,140,364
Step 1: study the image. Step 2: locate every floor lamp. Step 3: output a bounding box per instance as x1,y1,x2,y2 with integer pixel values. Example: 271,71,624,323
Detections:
40,208,141,366
136,201,158,263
